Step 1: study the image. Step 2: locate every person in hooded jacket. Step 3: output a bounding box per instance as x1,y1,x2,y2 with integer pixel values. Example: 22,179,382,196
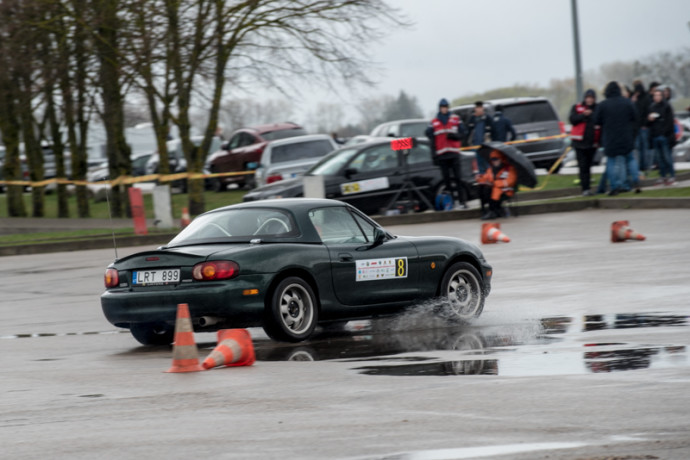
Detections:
631,80,651,174
466,101,494,173
425,98,468,209
647,88,676,185
491,105,517,142
569,89,599,196
476,150,517,219
594,81,638,195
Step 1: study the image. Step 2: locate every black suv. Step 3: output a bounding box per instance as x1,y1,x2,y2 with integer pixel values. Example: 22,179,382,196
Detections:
452,97,566,171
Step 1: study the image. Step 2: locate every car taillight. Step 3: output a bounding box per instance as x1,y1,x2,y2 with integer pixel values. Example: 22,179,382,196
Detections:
104,268,119,288
558,121,566,135
192,261,239,281
266,174,283,184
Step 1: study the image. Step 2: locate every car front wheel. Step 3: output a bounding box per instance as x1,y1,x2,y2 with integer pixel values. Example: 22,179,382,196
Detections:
130,322,175,346
439,262,485,321
263,277,318,342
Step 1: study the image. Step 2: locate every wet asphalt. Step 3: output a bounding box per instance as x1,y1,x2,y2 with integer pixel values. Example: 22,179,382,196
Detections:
1,208,690,459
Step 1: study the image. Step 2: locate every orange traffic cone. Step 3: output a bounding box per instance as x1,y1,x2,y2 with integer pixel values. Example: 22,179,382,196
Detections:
180,207,191,228
481,222,511,244
611,220,646,243
202,329,256,370
166,303,204,373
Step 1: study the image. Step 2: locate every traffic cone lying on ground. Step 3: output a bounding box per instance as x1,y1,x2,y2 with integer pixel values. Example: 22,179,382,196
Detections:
611,220,646,243
481,222,511,244
202,329,256,370
180,207,191,228
166,303,204,373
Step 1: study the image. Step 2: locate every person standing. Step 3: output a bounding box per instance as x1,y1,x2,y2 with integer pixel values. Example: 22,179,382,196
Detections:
426,98,468,210
593,82,637,196
466,101,493,173
491,105,517,142
569,89,599,196
647,88,676,185
632,80,651,175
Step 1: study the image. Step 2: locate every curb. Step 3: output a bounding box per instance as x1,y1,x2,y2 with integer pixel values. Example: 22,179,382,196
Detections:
0,232,178,257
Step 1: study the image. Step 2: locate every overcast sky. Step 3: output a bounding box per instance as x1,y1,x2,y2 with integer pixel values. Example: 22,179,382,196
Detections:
255,0,690,125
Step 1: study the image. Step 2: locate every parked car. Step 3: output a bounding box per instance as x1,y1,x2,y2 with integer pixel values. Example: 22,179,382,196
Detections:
254,134,337,188
343,135,376,146
87,152,153,183
243,138,476,215
206,122,307,191
146,136,222,192
101,198,492,344
369,118,429,138
452,97,567,171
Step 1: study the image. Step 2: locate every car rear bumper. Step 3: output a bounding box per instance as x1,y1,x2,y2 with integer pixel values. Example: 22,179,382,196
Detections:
100,274,271,328
515,139,566,164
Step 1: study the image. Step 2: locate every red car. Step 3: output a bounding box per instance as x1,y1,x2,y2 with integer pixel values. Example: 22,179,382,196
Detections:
206,122,307,190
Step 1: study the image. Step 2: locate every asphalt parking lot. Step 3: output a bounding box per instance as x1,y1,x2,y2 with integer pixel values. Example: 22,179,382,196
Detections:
2,209,690,459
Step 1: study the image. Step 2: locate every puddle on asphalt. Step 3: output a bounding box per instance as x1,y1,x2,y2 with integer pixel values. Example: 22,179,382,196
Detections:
253,310,689,377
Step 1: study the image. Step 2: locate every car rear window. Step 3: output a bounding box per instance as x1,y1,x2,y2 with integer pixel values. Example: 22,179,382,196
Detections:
262,128,308,141
503,102,558,124
400,122,428,138
270,140,334,164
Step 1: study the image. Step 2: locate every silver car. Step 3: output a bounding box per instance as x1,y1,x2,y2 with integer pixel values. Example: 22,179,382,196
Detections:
254,134,337,187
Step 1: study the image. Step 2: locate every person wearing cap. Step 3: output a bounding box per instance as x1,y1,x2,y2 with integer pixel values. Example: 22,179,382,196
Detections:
476,150,517,219
425,98,468,210
466,101,494,173
569,89,599,196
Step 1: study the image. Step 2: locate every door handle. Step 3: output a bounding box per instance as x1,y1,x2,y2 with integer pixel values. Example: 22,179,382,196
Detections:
338,253,353,262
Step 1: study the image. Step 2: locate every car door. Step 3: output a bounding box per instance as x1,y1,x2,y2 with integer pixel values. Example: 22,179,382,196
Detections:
309,206,419,306
334,143,403,213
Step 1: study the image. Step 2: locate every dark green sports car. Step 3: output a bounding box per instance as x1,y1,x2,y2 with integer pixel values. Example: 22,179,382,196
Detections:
101,198,492,344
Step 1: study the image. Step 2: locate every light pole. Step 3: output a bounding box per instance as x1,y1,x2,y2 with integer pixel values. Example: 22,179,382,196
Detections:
571,0,583,99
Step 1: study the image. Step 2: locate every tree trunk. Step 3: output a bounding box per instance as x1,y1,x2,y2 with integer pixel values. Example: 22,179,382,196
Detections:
46,84,69,218
0,86,27,217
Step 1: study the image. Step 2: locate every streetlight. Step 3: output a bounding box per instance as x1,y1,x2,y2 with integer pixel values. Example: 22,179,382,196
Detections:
571,0,583,99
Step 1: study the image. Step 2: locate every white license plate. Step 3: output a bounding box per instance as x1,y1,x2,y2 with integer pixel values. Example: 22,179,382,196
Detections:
133,269,181,285
525,132,540,140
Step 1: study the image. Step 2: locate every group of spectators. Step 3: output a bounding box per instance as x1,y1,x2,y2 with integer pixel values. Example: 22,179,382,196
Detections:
426,99,517,217
570,80,678,196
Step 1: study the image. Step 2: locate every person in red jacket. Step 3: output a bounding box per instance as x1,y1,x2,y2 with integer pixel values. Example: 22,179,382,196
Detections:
425,98,468,209
476,150,518,219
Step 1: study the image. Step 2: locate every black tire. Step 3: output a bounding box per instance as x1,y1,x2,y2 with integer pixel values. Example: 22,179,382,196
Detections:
130,322,175,346
439,262,485,321
263,277,318,342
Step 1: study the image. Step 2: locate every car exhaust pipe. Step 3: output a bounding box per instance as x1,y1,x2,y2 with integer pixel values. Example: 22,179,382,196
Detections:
198,316,222,327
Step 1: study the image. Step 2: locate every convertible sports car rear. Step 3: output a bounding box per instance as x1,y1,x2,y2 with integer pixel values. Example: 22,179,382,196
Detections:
101,199,492,345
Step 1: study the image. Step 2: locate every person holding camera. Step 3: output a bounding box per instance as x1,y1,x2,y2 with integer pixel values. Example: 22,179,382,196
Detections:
426,98,468,210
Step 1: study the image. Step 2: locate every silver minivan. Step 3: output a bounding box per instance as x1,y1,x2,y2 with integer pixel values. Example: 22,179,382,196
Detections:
254,134,337,188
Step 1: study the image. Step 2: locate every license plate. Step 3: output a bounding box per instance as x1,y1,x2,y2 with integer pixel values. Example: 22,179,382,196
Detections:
525,132,540,140
132,269,181,286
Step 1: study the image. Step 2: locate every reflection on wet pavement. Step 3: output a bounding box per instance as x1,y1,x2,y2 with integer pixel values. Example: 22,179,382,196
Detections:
253,311,689,377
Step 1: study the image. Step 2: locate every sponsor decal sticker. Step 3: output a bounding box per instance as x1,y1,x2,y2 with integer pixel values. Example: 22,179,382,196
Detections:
355,257,407,281
340,177,390,195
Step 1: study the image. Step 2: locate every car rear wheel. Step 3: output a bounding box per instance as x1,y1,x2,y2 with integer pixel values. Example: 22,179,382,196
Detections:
263,277,318,342
439,262,485,321
130,322,175,346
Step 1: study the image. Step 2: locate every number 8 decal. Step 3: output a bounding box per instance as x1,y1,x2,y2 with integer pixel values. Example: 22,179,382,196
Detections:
396,258,407,278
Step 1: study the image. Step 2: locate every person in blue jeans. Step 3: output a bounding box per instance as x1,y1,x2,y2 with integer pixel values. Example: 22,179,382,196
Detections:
594,82,637,196
647,88,676,185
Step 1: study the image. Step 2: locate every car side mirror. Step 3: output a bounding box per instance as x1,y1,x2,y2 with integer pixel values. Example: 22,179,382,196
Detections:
371,227,386,247
344,167,358,179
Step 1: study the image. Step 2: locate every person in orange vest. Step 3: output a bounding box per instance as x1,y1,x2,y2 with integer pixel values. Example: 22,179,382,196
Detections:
477,150,518,219
425,98,468,210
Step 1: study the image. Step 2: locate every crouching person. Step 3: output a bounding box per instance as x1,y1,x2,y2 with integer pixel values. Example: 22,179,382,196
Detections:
477,150,517,219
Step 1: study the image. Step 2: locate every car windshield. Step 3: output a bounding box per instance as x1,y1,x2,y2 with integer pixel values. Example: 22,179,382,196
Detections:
167,208,299,246
262,128,308,141
503,102,558,124
307,148,358,176
270,140,334,164
400,122,428,137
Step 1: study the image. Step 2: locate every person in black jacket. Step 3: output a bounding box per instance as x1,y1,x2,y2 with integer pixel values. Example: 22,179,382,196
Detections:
632,80,651,174
569,89,598,196
491,105,517,142
466,101,493,173
593,82,638,195
647,88,676,185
